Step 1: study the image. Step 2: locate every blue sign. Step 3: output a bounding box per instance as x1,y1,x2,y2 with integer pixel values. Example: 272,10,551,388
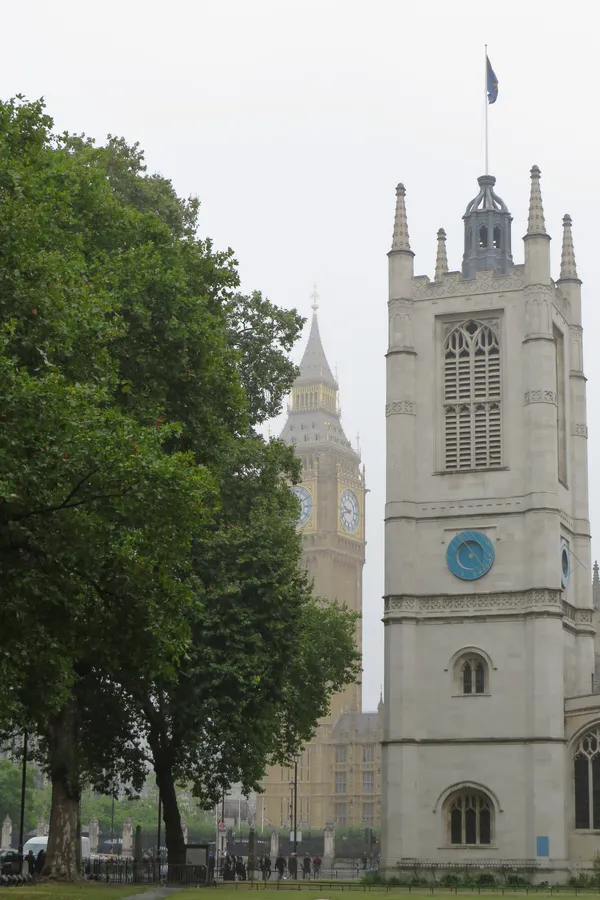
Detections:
536,836,549,857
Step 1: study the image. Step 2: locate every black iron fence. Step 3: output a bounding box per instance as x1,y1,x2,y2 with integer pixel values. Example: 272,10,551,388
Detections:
83,858,208,885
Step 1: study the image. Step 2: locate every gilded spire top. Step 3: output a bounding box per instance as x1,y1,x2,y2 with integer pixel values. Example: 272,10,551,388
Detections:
391,183,411,252
435,228,448,280
559,214,578,279
310,282,319,314
526,165,547,235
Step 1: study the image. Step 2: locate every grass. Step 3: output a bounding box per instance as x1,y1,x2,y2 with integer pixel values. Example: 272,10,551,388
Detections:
180,890,600,900
0,884,150,900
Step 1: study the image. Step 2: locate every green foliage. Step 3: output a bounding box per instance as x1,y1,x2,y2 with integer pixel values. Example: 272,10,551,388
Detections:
505,874,529,886
439,874,460,886
475,872,496,885
0,95,359,874
0,760,50,834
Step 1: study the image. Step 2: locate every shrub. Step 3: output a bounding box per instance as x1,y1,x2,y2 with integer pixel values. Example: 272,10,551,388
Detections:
440,874,461,886
475,872,496,885
506,874,529,886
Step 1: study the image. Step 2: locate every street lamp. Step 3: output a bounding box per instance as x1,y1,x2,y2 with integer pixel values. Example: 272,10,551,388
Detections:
293,753,301,859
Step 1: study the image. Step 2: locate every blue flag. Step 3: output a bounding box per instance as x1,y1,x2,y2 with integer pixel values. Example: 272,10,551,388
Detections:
487,56,498,104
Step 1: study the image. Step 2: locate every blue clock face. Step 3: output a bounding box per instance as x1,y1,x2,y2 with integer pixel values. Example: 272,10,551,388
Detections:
291,485,313,527
446,530,495,581
340,489,359,533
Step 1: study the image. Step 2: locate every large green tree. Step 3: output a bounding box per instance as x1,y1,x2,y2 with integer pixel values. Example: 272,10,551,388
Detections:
0,96,360,878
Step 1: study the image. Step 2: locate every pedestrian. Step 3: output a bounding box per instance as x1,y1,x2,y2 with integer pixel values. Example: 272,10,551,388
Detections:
35,849,46,875
25,850,36,876
288,852,298,879
303,852,311,879
275,852,286,880
264,854,272,880
313,854,322,877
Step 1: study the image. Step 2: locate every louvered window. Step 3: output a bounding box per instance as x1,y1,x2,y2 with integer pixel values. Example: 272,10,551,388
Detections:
444,321,501,470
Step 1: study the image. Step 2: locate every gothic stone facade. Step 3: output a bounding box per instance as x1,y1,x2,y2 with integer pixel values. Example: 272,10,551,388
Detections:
259,303,382,834
382,168,600,879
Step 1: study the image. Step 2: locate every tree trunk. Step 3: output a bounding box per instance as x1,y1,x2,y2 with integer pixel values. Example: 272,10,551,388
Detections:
44,700,81,880
155,758,186,867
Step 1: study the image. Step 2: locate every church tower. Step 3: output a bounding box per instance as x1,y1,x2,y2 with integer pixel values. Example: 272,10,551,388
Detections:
382,169,593,876
259,293,380,835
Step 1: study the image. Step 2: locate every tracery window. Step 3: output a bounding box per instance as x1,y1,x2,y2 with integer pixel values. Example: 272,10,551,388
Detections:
444,320,501,470
447,790,492,845
574,728,600,829
461,657,486,694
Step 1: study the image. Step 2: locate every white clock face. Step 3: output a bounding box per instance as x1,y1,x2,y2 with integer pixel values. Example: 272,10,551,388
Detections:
339,489,359,533
291,485,313,527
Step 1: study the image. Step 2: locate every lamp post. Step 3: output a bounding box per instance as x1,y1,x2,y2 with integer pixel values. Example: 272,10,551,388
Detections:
293,753,300,857
18,732,28,872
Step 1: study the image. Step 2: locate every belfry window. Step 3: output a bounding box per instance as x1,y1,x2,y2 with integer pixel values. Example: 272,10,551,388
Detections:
574,729,600,829
443,320,501,470
462,658,486,694
493,226,502,249
446,790,492,845
479,225,488,248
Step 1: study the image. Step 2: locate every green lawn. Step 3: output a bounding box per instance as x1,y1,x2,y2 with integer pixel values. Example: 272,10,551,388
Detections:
0,885,150,900
180,891,598,900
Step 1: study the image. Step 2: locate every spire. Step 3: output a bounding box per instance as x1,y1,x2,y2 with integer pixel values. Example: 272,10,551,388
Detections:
594,560,599,585
559,214,578,279
526,165,547,235
391,183,411,252
435,228,448,280
594,561,600,612
279,291,357,459
297,309,337,388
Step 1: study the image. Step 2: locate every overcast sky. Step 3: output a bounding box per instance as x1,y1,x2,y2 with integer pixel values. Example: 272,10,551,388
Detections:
3,0,600,710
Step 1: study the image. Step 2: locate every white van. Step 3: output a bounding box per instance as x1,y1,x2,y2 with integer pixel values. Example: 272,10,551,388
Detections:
23,835,91,858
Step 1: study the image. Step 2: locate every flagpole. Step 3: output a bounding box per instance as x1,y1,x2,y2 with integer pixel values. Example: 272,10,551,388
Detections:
484,44,489,175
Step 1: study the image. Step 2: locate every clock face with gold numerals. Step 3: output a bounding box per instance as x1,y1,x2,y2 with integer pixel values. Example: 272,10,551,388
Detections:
291,485,313,526
339,489,359,533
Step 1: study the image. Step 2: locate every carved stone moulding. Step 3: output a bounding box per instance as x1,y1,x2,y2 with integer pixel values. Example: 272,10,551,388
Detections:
524,389,557,405
385,400,415,416
384,589,562,615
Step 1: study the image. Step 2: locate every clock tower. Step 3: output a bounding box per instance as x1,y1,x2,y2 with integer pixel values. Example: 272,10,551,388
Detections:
259,293,382,836
382,169,596,878
280,295,365,720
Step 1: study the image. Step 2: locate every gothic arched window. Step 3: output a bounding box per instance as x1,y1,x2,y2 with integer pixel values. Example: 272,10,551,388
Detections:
479,225,488,248
493,225,502,249
460,657,486,694
574,728,600,829
446,790,492,845
443,320,501,470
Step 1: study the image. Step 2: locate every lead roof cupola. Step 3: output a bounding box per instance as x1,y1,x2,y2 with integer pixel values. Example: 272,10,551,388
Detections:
462,174,513,278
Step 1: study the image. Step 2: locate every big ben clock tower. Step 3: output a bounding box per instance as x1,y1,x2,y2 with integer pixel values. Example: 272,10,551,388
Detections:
259,292,379,835
279,292,365,719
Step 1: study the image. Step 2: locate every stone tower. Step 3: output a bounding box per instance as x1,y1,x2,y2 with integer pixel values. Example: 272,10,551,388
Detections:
280,295,365,719
259,294,380,834
382,169,593,876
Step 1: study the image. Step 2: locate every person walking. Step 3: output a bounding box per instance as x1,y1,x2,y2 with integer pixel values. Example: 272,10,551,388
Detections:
302,853,311,879
264,854,272,880
275,852,286,881
288,852,298,880
313,854,322,877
